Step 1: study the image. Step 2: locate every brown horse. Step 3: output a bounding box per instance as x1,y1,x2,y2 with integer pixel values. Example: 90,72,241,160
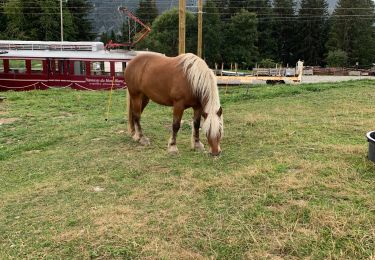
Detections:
124,53,223,156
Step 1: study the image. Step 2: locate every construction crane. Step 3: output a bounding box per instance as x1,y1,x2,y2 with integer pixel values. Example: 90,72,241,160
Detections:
105,7,151,50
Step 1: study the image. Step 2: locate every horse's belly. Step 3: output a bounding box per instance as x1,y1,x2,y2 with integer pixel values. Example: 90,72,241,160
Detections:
143,90,174,106
151,97,173,106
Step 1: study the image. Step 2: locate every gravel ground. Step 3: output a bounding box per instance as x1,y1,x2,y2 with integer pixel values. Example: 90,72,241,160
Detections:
218,75,375,85
301,75,375,84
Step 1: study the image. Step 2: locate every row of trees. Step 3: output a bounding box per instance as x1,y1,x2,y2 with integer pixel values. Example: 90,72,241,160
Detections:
1,0,375,68
0,0,93,41
129,0,375,68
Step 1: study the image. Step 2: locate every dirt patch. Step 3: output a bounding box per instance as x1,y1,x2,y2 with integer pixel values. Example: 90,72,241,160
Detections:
54,112,73,119
302,75,375,83
0,118,18,125
24,150,42,154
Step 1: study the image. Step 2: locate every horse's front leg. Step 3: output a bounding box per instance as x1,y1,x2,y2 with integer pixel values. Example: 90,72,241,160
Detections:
131,95,150,146
191,107,204,151
168,103,184,154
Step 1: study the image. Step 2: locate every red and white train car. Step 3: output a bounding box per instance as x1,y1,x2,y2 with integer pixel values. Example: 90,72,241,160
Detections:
0,40,136,91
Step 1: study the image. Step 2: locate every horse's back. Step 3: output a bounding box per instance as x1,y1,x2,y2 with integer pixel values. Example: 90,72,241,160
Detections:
125,53,175,88
125,53,164,85
125,53,194,107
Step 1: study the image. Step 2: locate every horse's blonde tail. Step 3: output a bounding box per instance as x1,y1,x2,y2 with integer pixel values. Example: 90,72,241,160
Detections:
126,89,134,135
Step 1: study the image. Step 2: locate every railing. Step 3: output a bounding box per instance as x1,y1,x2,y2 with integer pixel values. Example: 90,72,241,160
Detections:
0,41,105,52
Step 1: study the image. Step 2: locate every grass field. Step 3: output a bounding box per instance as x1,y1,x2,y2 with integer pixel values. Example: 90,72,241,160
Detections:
1,80,375,259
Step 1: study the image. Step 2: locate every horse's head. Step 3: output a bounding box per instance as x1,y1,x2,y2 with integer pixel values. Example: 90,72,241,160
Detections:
203,107,223,156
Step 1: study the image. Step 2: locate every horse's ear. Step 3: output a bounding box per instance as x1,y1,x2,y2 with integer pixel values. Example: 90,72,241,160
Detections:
217,107,223,117
202,112,208,119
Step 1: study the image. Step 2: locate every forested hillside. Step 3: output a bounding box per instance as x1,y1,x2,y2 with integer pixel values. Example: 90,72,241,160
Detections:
89,0,338,35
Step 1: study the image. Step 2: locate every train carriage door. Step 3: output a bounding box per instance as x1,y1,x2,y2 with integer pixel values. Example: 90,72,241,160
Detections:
47,59,69,82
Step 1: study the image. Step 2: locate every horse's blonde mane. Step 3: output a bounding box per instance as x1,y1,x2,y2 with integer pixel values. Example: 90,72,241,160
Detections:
178,53,223,138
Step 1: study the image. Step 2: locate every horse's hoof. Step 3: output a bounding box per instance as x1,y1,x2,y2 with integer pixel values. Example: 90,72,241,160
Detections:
192,141,205,151
139,136,150,146
132,134,141,142
168,145,179,154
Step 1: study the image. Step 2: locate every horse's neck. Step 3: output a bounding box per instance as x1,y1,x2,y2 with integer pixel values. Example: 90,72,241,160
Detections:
179,53,220,112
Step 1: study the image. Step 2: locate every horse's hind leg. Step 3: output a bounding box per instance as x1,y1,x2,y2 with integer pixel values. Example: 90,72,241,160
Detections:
168,103,184,154
191,107,204,151
141,96,149,112
131,94,150,146
127,91,135,136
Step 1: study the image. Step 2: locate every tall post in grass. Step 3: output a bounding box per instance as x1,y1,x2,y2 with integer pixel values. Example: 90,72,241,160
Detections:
197,0,203,58
179,0,186,55
60,0,64,42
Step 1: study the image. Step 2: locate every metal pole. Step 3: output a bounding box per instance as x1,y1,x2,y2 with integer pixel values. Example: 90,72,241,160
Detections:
197,0,203,57
179,0,186,55
128,17,131,44
60,0,64,41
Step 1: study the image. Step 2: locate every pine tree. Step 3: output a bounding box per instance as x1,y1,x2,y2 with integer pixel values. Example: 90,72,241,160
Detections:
135,0,158,26
227,0,246,14
203,0,223,65
38,0,75,41
119,19,132,45
110,30,118,43
223,10,258,68
244,0,276,60
100,32,110,45
295,0,329,66
39,0,63,40
0,0,7,37
3,0,75,40
66,0,94,41
273,0,297,65
327,0,375,67
4,0,40,39
215,0,232,20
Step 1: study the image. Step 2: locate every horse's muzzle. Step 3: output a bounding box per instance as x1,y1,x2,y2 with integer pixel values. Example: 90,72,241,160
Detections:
210,151,222,157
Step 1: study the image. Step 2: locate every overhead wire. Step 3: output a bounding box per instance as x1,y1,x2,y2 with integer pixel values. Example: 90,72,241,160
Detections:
0,0,374,26
1,3,374,10
0,9,372,19
0,0,373,9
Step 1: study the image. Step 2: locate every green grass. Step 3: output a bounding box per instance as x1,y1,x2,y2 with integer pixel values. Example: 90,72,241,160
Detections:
1,80,375,259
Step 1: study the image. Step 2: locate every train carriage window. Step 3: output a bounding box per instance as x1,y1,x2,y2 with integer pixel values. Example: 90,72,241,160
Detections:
9,59,26,73
90,61,110,76
59,60,66,74
48,60,57,74
0,60,3,72
73,61,86,75
48,59,69,75
31,60,43,74
115,62,126,76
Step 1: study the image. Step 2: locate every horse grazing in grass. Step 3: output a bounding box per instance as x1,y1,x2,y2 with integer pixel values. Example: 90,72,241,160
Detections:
124,52,223,156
